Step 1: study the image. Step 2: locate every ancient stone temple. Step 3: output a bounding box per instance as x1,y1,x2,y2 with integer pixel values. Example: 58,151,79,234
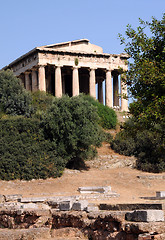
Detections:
3,39,129,111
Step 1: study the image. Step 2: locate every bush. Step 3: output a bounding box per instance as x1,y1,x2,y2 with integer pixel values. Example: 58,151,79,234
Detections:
0,117,66,180
0,70,33,117
82,95,117,129
41,95,104,164
111,119,165,172
31,91,54,119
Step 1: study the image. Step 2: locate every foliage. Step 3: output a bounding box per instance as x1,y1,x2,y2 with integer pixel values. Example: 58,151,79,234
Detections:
31,91,54,119
0,70,33,117
41,95,104,164
0,117,65,180
111,119,165,172
119,14,165,127
114,15,165,172
82,95,117,129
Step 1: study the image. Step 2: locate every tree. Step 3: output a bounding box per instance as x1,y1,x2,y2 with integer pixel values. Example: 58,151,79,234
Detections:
41,95,104,165
0,70,33,117
112,15,165,172
119,14,165,127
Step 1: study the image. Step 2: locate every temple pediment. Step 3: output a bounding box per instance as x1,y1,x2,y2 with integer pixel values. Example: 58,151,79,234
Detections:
40,39,103,54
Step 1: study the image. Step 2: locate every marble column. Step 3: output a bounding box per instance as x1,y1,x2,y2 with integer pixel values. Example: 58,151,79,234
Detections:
98,81,103,104
89,68,96,98
32,70,38,92
72,67,79,96
25,72,31,91
38,65,46,91
121,74,128,111
105,70,113,108
113,72,119,107
55,66,62,97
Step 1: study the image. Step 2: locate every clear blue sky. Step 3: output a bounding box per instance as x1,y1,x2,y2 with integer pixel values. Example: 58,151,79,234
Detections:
0,0,164,69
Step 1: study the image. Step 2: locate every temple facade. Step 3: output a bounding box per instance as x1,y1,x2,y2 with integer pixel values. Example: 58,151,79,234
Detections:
3,39,129,111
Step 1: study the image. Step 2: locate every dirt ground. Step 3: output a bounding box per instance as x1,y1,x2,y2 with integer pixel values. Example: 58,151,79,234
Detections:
0,143,164,205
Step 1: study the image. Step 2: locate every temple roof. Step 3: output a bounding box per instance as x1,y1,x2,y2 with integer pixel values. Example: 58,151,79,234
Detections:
39,39,103,54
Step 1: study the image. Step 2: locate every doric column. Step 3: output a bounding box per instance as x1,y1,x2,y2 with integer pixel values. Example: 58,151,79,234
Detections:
55,66,62,97
121,74,128,111
105,70,113,108
32,70,38,92
38,65,46,91
25,72,31,91
98,81,103,104
113,71,119,107
89,68,96,98
72,67,79,96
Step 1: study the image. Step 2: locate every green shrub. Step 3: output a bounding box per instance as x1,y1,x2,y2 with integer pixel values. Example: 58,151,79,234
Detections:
41,95,104,164
111,119,165,172
0,117,65,180
0,70,33,117
31,91,54,119
82,95,117,129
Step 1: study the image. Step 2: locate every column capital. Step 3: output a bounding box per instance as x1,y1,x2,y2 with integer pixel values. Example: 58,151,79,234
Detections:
25,71,31,74
38,64,46,68
55,64,63,68
72,66,79,70
90,67,97,71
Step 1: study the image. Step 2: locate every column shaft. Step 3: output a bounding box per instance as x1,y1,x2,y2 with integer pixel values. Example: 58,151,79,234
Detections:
55,66,62,97
113,72,119,106
98,81,103,104
106,70,113,107
121,75,128,111
25,72,31,91
32,70,38,92
89,68,96,98
38,66,46,91
72,67,79,96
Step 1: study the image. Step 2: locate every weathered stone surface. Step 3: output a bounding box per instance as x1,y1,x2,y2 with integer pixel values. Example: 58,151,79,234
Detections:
5,194,22,202
72,200,88,211
99,203,163,211
59,201,72,211
86,203,99,212
22,203,50,210
20,197,48,203
79,192,120,200
78,186,111,194
0,228,50,240
156,191,165,198
125,210,164,222
47,200,59,209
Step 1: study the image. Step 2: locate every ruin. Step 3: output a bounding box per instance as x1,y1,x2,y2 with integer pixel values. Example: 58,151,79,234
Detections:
3,39,129,111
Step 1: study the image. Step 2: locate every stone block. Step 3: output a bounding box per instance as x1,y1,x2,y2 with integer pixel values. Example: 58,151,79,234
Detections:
5,194,22,202
20,197,47,203
99,203,163,211
156,191,165,198
86,203,99,212
47,200,59,209
59,201,72,211
125,210,164,222
78,186,111,194
22,203,50,210
72,200,88,211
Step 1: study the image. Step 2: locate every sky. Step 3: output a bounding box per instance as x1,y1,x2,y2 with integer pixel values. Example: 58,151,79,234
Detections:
0,0,164,70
